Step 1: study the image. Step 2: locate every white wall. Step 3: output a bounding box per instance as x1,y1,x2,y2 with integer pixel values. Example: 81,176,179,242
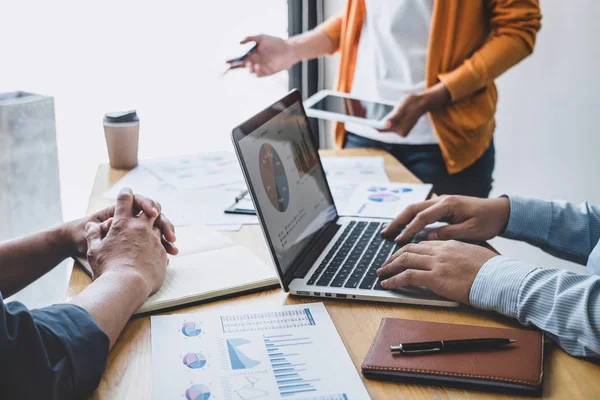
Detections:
0,0,288,308
323,1,600,272
490,2,600,272
1,0,289,225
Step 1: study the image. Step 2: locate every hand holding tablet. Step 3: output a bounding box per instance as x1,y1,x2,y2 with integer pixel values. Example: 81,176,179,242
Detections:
304,90,396,130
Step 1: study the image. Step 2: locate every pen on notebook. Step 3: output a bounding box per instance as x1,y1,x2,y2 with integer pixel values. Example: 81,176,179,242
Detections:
390,338,516,355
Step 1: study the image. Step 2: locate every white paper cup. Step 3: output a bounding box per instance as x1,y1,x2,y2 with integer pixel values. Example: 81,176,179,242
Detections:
103,110,140,170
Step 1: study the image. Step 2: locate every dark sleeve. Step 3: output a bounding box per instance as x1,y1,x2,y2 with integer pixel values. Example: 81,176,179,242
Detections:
0,293,109,400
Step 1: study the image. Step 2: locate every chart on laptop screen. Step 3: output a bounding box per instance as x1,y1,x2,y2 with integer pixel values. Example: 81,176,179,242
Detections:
238,102,336,275
291,120,319,177
259,143,290,212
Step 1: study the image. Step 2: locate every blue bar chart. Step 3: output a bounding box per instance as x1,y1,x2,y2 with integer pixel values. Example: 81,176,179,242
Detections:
264,334,322,397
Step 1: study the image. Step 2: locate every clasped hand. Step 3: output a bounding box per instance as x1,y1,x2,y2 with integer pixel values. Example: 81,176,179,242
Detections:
65,188,178,296
378,195,510,304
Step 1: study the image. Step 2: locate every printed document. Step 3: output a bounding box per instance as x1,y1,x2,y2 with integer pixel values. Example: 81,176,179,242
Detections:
331,181,432,219
151,303,370,400
321,156,389,183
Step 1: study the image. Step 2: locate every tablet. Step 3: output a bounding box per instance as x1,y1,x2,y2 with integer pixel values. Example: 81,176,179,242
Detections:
303,90,396,129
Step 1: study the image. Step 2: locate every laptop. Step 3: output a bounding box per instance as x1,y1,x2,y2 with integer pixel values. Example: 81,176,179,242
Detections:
231,90,458,307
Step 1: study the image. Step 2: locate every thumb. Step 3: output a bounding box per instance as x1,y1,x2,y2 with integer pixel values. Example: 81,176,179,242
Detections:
378,117,395,132
100,217,113,236
241,35,262,45
85,222,103,254
427,223,468,241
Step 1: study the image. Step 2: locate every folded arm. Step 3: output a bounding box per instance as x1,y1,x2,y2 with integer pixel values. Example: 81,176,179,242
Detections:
503,196,600,265
0,189,171,398
470,257,600,358
0,226,72,297
0,195,176,297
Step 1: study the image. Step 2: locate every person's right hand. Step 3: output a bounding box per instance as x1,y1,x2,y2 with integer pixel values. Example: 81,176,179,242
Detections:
85,188,168,296
381,195,511,243
227,35,298,77
66,193,178,260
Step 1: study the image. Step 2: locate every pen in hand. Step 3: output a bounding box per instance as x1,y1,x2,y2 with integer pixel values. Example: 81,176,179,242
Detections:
222,43,259,76
390,338,516,355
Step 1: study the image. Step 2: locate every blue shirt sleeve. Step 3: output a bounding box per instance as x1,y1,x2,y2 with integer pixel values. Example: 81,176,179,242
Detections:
0,293,109,399
470,256,600,358
502,196,600,265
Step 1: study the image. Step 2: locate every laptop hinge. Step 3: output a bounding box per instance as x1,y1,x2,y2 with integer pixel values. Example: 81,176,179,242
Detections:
293,222,341,279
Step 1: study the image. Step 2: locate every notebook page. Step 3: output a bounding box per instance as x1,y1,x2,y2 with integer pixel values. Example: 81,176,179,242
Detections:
137,245,277,314
173,224,236,256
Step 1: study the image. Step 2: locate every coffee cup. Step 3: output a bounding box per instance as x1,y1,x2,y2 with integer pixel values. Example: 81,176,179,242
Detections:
103,110,140,170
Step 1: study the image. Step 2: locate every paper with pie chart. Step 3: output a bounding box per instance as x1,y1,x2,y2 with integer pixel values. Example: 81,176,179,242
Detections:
331,181,433,219
151,303,370,400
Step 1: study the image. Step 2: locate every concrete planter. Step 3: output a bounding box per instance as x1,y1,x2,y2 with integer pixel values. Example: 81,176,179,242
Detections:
0,92,62,240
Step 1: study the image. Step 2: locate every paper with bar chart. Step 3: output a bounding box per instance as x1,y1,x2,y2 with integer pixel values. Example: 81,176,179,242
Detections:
151,303,370,400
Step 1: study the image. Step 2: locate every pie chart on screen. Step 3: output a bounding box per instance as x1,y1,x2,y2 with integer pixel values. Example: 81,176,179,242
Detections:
259,143,290,212
185,384,211,400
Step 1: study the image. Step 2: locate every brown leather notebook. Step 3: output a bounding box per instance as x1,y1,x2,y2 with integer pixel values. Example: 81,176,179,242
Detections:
362,318,544,394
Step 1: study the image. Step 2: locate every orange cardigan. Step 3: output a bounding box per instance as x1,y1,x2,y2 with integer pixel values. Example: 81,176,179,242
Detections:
319,0,541,174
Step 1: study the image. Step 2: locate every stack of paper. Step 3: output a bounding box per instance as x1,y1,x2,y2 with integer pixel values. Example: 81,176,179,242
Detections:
102,153,417,229
103,151,259,231
76,225,278,314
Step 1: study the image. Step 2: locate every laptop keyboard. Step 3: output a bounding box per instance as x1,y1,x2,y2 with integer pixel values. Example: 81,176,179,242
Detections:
306,221,401,291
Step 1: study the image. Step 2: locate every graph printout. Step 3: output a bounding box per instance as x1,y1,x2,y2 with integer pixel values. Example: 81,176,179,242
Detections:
329,182,433,219
151,303,370,400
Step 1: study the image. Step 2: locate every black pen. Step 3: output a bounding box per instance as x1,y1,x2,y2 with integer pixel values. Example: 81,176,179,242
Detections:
222,43,259,76
390,338,516,355
235,189,249,203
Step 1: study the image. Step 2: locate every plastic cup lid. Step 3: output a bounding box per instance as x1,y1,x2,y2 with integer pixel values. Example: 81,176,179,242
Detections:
104,110,139,123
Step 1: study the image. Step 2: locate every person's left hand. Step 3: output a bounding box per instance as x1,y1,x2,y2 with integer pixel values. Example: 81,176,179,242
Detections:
376,240,497,304
379,82,451,137
379,94,428,137
64,193,178,258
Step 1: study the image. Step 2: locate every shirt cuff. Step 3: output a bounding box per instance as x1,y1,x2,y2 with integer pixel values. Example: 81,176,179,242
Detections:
469,255,539,318
502,196,553,243
437,65,479,102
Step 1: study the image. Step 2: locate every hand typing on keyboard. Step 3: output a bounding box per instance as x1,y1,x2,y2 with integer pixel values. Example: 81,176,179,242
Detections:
306,221,400,291
376,240,497,304
380,195,510,243
376,195,507,303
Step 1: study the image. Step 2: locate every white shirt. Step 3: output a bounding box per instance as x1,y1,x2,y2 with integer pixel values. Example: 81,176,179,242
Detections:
346,0,437,145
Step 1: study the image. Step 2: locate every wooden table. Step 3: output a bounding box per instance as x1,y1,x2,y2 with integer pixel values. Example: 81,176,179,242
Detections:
68,148,600,400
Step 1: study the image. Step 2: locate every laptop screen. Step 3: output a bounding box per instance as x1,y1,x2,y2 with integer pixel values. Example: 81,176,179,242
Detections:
235,97,337,277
